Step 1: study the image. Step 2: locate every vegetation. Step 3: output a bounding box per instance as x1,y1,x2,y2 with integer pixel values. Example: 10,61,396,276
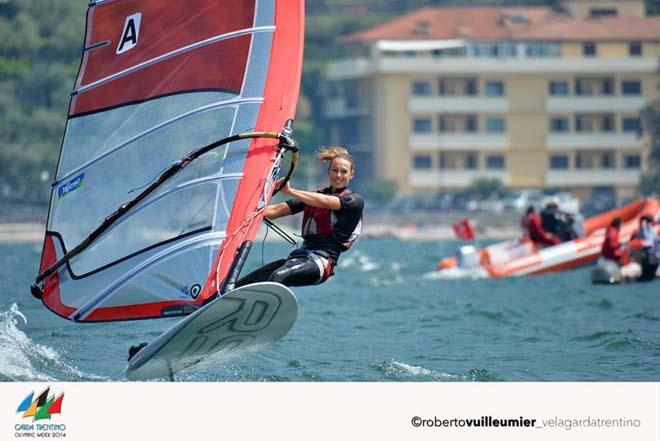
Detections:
641,99,660,196
467,178,508,199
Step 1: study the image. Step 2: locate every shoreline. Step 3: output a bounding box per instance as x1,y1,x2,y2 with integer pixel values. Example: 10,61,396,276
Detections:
0,220,519,244
0,223,45,244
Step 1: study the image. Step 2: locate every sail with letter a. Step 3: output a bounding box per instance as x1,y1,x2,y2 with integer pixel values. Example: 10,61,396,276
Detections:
33,0,304,322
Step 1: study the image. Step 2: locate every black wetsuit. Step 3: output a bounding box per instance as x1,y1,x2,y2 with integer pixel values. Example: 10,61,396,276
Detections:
236,187,364,287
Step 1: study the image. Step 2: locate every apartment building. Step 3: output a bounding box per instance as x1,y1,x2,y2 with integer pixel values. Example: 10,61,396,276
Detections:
323,0,660,199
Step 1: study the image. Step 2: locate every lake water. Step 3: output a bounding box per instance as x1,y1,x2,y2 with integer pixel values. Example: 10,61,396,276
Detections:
1,238,659,382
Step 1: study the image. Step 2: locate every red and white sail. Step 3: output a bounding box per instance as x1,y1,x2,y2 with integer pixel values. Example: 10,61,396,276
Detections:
37,0,304,322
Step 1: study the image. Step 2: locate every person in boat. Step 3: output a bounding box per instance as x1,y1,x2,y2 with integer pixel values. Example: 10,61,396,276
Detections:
601,217,623,263
540,199,578,242
522,206,560,246
631,215,659,281
235,146,363,288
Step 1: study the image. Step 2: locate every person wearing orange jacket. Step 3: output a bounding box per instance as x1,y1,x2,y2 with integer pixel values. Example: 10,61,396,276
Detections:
522,206,560,246
601,217,623,263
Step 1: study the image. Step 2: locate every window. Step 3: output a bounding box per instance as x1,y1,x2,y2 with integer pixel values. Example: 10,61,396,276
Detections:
623,118,641,132
486,118,506,133
590,8,617,18
465,79,478,96
412,81,432,96
575,78,614,96
439,153,446,169
466,115,478,133
525,42,560,57
583,42,596,57
465,153,478,170
439,78,478,96
549,118,569,132
549,155,569,169
485,81,505,96
622,81,641,95
438,80,446,95
601,153,615,169
629,42,642,57
413,118,432,133
575,114,614,132
623,154,641,169
413,155,432,169
486,155,505,169
549,81,568,96
473,43,498,57
575,153,585,169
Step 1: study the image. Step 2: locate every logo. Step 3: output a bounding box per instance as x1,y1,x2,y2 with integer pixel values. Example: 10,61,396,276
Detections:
16,387,64,421
181,283,202,299
13,387,67,437
57,173,84,199
117,13,142,54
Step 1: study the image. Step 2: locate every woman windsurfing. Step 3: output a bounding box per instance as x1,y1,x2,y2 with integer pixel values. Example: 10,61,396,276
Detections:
237,146,364,287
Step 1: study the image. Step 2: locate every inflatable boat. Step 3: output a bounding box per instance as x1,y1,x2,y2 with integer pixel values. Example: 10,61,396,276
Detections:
437,198,659,278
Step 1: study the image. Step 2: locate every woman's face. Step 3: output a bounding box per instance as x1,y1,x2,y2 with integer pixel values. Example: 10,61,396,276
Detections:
328,157,354,190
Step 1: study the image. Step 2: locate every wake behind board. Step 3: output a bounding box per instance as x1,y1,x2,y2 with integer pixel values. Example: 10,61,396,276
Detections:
126,282,298,380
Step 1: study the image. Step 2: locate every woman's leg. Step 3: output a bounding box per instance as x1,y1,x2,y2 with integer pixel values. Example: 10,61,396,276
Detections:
268,255,333,287
235,259,287,288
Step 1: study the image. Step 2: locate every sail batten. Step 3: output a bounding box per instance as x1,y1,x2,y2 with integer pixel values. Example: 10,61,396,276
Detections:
34,0,304,322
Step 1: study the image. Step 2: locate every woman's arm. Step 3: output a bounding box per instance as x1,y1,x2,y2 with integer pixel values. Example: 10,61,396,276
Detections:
264,202,292,219
281,182,341,210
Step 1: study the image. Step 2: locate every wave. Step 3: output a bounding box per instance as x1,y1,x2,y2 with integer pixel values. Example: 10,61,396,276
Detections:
372,360,459,380
339,251,380,272
423,267,490,280
0,304,104,381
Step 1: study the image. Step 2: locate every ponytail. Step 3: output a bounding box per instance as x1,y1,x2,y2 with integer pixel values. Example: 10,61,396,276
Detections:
316,146,354,171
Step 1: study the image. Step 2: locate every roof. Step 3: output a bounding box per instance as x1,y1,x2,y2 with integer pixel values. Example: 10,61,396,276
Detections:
340,6,660,43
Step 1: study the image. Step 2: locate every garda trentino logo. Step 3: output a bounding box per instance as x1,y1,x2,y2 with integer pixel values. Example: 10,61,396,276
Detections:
16,387,64,421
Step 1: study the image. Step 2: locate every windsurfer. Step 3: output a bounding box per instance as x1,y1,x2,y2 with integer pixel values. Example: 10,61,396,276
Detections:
236,146,364,288
129,148,362,361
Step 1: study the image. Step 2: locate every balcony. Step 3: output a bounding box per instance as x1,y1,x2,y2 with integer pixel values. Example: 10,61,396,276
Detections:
411,133,508,150
546,133,644,149
410,96,509,113
546,96,646,113
325,57,658,80
409,170,509,187
324,97,370,118
545,169,641,186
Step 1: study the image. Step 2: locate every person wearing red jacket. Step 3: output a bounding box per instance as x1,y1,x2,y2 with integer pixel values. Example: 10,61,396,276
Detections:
601,217,623,262
522,206,560,246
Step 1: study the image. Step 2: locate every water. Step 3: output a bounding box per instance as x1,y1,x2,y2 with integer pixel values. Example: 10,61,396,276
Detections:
1,239,659,382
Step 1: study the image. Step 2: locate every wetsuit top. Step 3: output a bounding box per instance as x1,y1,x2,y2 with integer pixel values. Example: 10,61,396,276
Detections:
524,212,559,246
601,226,622,261
285,186,364,263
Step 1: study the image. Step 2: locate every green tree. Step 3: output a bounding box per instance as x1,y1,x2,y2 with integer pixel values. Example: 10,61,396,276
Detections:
641,98,660,195
468,178,507,199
